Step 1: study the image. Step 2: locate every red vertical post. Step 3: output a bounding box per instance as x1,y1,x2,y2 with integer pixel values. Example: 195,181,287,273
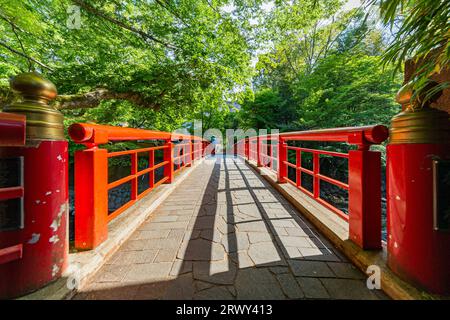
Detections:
187,140,193,167
149,150,154,189
193,140,197,160
296,149,301,187
252,138,256,161
245,138,249,159
257,136,262,167
277,136,287,183
163,140,174,183
313,153,320,198
267,142,271,169
74,146,108,250
130,152,138,200
348,148,382,250
174,144,180,170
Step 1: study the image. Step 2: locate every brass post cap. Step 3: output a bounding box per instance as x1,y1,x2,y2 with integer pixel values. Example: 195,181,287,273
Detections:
391,80,449,144
395,83,413,107
395,80,442,110
4,72,64,141
10,72,57,102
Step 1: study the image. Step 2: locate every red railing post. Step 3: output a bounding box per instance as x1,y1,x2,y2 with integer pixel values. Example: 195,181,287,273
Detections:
296,149,301,188
277,136,287,183
257,136,262,167
268,142,272,169
187,140,193,167
74,146,108,250
164,140,174,183
348,146,382,250
149,149,155,189
130,152,138,200
245,138,249,159
313,153,320,198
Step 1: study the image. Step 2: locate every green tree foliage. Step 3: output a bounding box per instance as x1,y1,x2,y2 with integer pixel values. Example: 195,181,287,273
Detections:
240,1,402,133
291,53,400,129
0,0,423,139
0,0,257,128
238,88,298,130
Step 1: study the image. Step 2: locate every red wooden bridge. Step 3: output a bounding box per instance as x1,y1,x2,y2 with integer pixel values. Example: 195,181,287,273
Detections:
70,124,388,300
0,73,449,300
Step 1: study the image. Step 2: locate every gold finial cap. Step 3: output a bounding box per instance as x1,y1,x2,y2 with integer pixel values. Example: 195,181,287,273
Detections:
395,83,413,109
11,72,57,102
390,81,449,144
3,72,64,141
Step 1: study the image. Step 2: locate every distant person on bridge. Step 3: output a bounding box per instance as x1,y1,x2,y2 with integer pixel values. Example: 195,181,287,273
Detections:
210,136,218,156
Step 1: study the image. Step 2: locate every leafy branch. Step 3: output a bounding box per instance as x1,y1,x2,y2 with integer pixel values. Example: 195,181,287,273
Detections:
370,0,450,106
54,88,165,110
72,0,179,50
0,39,54,71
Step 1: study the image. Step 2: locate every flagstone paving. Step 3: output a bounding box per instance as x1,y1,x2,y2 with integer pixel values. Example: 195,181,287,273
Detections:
74,156,388,300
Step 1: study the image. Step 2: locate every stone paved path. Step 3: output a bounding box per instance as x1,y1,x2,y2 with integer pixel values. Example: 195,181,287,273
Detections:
74,156,388,300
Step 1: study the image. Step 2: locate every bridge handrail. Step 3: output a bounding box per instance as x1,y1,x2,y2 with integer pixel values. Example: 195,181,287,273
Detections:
69,122,209,250
68,122,206,145
279,124,388,144
236,124,389,250
249,125,388,146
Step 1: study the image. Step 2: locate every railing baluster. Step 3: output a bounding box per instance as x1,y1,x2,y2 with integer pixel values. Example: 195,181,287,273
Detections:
131,152,138,200
245,138,249,159
164,140,174,183
187,140,193,167
74,146,108,250
269,142,272,169
296,149,301,188
149,149,154,189
348,147,382,249
277,136,287,183
313,152,320,198
257,136,262,167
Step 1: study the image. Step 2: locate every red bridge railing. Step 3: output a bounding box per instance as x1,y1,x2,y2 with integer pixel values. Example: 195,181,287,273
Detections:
69,123,208,250
0,113,26,205
236,125,389,249
0,113,26,264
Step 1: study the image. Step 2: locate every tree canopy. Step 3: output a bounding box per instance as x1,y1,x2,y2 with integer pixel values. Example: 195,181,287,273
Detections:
0,0,447,136
0,0,258,129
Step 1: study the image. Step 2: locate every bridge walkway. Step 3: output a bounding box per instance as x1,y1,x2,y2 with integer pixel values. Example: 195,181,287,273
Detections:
74,156,388,300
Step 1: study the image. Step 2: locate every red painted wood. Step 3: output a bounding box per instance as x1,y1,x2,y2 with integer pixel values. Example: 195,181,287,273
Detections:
387,143,450,294
0,244,23,265
68,123,205,145
0,140,68,299
164,140,174,183
74,147,108,250
0,113,26,147
277,136,287,183
348,150,382,249
0,186,24,201
313,153,320,198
